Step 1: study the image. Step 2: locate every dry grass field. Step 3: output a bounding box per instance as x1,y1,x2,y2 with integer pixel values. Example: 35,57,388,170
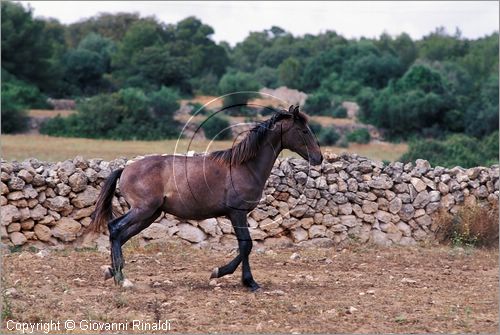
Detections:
28,109,75,118
1,134,407,162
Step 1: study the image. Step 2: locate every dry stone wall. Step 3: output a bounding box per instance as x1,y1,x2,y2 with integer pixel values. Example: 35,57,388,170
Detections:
1,154,498,250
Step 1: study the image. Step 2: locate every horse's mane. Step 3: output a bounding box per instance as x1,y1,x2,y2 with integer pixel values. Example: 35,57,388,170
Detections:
209,109,308,166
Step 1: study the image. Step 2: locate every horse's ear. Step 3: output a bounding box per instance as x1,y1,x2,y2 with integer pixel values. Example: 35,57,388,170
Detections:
288,105,295,114
293,105,300,117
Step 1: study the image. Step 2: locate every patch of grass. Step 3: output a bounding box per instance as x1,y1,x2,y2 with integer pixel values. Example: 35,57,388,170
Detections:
1,293,13,320
27,246,39,253
114,294,128,308
434,203,499,248
394,315,408,324
75,246,98,252
8,245,22,253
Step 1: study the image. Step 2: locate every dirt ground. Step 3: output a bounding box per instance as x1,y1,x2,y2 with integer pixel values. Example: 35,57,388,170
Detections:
1,242,498,334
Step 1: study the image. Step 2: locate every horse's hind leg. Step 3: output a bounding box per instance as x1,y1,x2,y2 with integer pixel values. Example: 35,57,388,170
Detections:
107,212,132,284
108,206,162,285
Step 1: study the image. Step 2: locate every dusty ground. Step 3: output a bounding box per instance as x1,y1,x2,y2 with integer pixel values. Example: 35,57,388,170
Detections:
1,242,498,334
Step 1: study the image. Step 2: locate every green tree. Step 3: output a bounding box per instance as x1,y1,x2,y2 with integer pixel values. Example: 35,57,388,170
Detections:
232,31,272,72
1,1,54,88
1,84,28,133
346,128,371,144
418,27,469,61
464,74,499,138
66,12,144,47
62,48,107,95
111,19,165,85
254,66,279,88
278,57,301,88
41,87,180,140
202,115,231,140
401,133,498,168
218,72,260,108
343,53,403,89
393,33,417,69
318,127,340,145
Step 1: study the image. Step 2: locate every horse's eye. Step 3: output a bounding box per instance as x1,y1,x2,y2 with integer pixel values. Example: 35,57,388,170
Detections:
302,130,308,134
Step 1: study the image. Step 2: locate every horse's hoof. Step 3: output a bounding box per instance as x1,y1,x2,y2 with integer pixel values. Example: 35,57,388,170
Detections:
103,267,113,281
113,271,124,286
121,278,134,289
251,285,262,293
210,267,219,279
243,279,261,292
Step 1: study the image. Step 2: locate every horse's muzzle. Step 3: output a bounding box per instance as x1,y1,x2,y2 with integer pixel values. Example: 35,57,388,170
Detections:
310,153,323,166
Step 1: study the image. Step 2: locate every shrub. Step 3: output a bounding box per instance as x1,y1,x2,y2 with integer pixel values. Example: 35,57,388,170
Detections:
309,121,322,136
331,104,348,118
188,102,209,115
400,133,498,168
0,70,49,133
1,70,47,108
346,128,371,144
254,66,279,88
318,127,340,146
434,204,499,248
481,131,500,166
304,91,331,115
1,89,28,133
224,105,257,117
218,71,260,108
202,114,231,140
259,105,276,116
190,72,219,95
41,87,180,140
337,137,349,148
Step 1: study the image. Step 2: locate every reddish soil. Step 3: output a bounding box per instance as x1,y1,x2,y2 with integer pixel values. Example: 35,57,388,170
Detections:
1,242,498,334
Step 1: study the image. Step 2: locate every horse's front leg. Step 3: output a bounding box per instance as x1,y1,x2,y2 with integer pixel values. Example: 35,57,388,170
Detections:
230,210,260,291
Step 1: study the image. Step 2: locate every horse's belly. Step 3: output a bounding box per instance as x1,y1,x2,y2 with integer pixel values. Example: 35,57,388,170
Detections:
162,189,226,220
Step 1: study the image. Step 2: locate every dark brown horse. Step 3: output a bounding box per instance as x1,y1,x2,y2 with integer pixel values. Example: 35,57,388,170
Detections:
89,105,323,291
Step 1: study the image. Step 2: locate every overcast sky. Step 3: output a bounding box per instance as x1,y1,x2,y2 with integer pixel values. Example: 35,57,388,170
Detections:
22,1,499,45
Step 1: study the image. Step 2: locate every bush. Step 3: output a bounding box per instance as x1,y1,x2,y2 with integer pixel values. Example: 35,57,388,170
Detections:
202,114,231,140
218,71,260,108
304,91,331,115
1,70,48,133
187,102,209,115
224,105,257,117
190,72,219,95
400,133,498,168
309,121,322,136
346,128,371,144
481,131,500,166
1,70,47,108
41,87,180,140
259,105,276,116
254,66,279,88
331,104,348,118
318,127,340,145
434,204,499,248
1,89,28,133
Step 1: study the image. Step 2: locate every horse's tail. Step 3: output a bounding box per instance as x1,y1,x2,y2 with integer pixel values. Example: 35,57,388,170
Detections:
88,168,124,233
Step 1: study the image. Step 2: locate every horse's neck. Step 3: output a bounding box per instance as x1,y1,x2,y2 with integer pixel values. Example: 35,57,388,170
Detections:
243,133,282,185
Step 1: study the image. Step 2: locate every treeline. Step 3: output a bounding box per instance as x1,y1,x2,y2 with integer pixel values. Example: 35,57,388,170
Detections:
1,1,498,167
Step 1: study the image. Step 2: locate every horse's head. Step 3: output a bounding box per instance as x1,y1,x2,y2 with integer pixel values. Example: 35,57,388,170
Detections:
279,105,323,166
